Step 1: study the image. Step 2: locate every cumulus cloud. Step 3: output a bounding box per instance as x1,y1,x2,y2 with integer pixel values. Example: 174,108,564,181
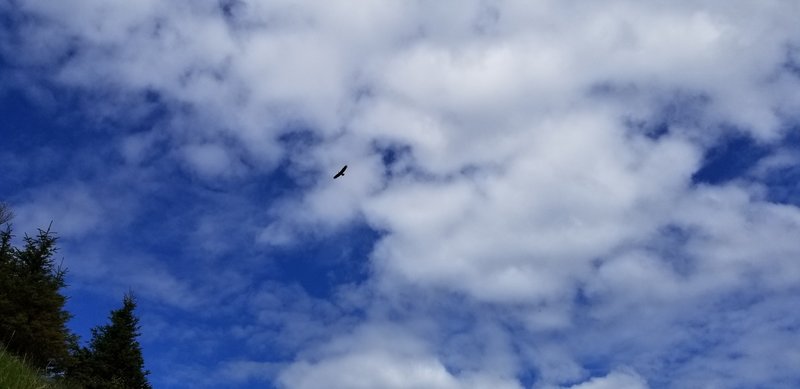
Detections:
561,370,648,389
4,0,800,388
278,324,521,389
11,184,105,238
180,143,245,179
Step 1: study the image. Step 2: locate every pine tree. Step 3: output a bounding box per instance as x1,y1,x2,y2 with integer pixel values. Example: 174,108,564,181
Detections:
0,202,12,225
0,224,74,373
0,226,16,342
76,293,152,389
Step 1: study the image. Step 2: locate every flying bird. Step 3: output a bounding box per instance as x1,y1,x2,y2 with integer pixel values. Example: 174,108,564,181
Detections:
333,165,347,179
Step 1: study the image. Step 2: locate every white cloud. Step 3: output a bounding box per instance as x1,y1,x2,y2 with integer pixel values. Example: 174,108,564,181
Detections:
281,351,462,389
278,324,521,389
12,183,109,239
217,360,279,384
5,0,800,388
181,143,244,179
560,370,648,389
363,118,702,310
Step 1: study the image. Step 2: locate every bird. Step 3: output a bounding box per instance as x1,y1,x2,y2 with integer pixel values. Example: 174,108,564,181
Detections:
333,165,347,179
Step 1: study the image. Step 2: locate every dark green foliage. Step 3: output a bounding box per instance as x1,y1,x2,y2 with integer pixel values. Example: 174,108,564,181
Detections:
0,205,151,388
71,294,151,389
0,202,12,225
0,224,75,373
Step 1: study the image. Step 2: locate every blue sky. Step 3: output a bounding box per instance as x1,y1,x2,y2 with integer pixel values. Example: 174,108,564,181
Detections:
2,1,800,388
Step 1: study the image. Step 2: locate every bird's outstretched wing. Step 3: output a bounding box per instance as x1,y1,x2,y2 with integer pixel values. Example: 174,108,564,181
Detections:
333,165,347,179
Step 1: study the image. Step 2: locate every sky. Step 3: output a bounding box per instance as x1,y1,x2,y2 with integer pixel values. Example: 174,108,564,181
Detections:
1,1,800,388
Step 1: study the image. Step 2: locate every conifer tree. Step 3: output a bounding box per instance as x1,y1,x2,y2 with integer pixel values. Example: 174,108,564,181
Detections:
76,293,152,389
0,202,12,225
0,223,74,373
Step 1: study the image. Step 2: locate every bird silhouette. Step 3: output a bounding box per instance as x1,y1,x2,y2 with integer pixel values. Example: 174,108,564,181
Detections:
333,165,347,179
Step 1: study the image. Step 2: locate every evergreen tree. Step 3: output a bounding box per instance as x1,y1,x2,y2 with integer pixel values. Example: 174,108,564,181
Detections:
0,225,15,341
0,224,74,373
75,293,152,389
0,202,12,225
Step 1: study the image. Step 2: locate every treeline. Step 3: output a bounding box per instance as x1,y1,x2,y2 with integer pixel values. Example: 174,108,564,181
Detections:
0,203,151,388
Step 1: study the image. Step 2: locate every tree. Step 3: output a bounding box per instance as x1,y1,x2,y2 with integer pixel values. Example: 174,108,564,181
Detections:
73,293,152,389
0,223,75,373
0,202,12,225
